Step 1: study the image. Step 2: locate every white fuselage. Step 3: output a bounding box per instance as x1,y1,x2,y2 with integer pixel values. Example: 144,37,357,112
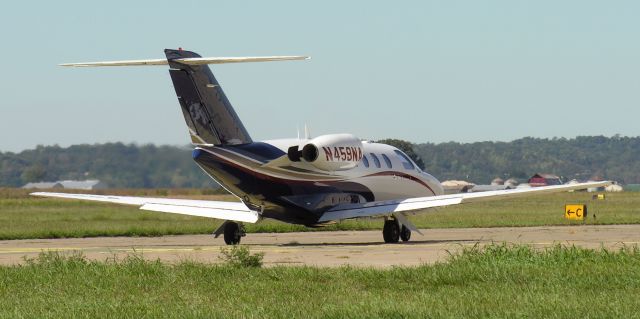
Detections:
263,138,444,200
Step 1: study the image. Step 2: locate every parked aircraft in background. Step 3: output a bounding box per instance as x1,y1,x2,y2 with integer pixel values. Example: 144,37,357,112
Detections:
33,49,609,244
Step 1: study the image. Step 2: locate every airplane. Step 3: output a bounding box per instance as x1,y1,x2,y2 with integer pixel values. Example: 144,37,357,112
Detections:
32,48,610,245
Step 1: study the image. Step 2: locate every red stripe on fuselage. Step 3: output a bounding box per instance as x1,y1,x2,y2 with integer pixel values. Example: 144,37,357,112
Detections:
197,148,435,196
363,171,436,196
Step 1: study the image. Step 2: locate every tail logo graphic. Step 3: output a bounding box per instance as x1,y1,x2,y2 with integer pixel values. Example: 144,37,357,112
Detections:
188,102,209,126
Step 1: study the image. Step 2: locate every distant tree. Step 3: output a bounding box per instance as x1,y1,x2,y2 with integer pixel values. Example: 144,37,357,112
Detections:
2,136,640,187
413,136,640,184
20,165,47,183
376,139,425,170
0,143,218,188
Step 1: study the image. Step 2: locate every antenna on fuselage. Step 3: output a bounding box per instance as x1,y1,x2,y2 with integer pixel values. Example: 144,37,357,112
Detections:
304,123,311,139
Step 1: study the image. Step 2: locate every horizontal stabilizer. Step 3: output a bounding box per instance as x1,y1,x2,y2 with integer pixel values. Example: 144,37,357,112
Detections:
60,56,310,67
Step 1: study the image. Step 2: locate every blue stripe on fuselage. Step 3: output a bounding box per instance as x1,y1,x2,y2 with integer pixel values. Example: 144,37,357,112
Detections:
219,142,285,163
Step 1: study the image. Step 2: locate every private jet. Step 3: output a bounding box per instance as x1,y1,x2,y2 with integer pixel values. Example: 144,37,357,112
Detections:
33,49,609,244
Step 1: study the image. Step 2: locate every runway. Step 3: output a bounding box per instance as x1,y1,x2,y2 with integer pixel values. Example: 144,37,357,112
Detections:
1,224,639,267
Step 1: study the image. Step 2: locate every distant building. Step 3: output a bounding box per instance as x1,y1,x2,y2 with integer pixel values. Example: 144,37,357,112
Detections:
528,173,562,187
469,184,514,192
58,180,108,190
587,180,606,193
605,184,624,192
564,179,586,192
441,180,475,194
504,178,519,187
22,182,63,189
22,179,108,190
565,179,615,193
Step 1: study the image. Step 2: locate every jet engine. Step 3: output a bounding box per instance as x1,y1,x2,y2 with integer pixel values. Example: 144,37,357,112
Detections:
288,134,363,171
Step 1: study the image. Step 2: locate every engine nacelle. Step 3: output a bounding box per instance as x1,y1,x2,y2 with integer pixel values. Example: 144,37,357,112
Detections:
289,134,363,171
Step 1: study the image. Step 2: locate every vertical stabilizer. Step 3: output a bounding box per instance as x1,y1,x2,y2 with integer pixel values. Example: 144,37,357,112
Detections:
166,49,252,145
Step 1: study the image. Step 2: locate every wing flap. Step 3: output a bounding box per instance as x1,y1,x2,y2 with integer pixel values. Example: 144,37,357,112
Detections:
140,203,258,223
318,196,462,222
30,192,258,223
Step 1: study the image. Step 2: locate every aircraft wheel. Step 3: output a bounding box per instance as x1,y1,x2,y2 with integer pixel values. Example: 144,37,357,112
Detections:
223,222,242,245
400,226,411,242
383,220,400,243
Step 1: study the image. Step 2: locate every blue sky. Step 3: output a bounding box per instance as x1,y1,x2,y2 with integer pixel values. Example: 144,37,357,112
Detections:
1,1,638,152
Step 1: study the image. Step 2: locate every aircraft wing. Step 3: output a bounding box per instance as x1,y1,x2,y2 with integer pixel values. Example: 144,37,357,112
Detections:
30,192,259,223
318,181,611,223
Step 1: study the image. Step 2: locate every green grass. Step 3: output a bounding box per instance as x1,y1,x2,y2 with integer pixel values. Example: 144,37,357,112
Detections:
0,244,638,318
1,188,640,240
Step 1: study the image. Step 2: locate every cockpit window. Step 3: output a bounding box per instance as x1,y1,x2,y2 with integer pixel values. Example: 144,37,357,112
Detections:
394,150,415,170
381,154,392,168
362,155,370,168
370,153,381,168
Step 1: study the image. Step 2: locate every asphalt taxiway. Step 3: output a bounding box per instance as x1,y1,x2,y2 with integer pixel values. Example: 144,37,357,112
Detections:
1,225,638,267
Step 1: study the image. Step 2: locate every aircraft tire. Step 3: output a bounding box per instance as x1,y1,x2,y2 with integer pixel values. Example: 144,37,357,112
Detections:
224,222,242,245
383,220,400,243
400,226,411,242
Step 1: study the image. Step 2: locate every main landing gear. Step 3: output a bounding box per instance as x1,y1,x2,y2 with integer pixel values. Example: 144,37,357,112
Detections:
382,217,411,243
223,221,246,245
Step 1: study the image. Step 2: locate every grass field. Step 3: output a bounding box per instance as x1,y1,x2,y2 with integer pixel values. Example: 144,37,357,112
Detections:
1,188,639,240
0,244,638,318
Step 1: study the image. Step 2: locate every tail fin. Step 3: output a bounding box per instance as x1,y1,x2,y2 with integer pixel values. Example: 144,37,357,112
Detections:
166,49,251,145
60,49,310,146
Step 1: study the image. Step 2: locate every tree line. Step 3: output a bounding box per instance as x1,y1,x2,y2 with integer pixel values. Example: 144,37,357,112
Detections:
0,143,216,188
411,135,640,184
1,135,638,188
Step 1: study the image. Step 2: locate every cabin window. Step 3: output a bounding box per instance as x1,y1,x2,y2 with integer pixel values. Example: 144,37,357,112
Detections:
370,153,381,168
362,155,370,168
381,154,392,168
394,150,415,170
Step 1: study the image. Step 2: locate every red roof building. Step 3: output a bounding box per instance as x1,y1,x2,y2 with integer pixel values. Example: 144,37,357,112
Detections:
528,173,562,187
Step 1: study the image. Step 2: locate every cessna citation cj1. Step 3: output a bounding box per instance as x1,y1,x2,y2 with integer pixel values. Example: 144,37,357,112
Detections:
33,49,609,245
